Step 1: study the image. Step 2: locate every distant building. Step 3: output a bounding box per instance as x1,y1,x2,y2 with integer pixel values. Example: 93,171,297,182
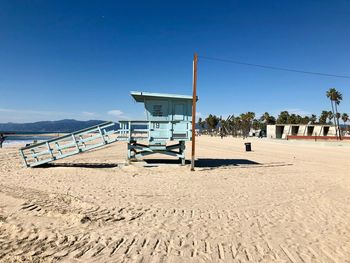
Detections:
266,124,338,139
249,128,263,137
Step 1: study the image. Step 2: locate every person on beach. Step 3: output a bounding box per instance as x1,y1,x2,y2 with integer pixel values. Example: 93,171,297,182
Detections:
219,127,224,139
0,133,6,148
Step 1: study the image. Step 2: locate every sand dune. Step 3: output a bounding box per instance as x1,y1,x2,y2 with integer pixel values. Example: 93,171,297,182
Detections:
0,136,350,262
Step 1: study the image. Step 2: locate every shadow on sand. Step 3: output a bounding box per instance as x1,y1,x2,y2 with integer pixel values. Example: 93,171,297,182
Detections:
37,159,261,169
195,158,260,168
143,158,259,168
143,159,191,165
39,163,119,168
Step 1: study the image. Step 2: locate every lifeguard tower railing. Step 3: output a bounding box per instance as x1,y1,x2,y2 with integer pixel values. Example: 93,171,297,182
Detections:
20,121,119,167
117,120,192,142
117,120,191,165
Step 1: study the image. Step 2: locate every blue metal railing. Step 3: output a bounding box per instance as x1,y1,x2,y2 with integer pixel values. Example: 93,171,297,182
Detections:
117,120,192,142
20,121,119,167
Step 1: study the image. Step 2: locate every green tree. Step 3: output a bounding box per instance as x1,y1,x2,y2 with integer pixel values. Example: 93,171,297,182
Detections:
259,112,276,126
197,117,205,130
239,112,255,137
300,116,309,125
234,116,242,136
289,114,298,124
205,114,220,130
341,113,349,132
310,114,317,124
252,119,261,130
277,111,290,124
334,91,343,135
341,113,349,125
319,111,329,124
270,116,276,124
327,111,334,124
219,116,228,136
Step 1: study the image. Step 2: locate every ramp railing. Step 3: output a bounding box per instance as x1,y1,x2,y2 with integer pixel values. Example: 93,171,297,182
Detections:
20,121,119,167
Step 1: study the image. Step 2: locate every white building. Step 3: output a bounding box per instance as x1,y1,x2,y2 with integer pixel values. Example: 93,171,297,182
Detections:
266,124,337,139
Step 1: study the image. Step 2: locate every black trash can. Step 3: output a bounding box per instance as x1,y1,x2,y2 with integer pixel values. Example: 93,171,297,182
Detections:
244,142,252,152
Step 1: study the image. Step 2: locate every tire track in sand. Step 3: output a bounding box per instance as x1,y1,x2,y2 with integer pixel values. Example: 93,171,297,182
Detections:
0,185,347,262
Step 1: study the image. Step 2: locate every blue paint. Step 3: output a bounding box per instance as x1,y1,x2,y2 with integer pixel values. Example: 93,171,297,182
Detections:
127,91,195,142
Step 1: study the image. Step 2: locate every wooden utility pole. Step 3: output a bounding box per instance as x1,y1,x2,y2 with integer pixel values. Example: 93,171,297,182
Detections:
191,53,198,171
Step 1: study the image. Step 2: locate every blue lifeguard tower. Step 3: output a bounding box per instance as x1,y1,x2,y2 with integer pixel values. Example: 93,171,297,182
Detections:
19,91,197,167
118,91,195,165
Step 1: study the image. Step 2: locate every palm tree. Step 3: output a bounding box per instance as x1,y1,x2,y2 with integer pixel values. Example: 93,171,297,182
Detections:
334,91,343,138
326,88,342,139
310,114,317,124
234,116,242,136
342,113,349,133
258,112,275,134
252,119,261,130
342,113,349,125
198,117,205,130
260,112,270,123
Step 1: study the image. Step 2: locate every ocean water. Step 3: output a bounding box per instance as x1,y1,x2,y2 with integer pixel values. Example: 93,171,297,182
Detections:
5,135,54,141
1,133,58,146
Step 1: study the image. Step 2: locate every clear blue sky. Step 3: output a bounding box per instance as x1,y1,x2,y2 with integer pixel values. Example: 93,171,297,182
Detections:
0,0,349,123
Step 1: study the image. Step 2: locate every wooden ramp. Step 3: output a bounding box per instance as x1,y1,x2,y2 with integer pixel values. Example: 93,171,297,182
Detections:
19,121,119,167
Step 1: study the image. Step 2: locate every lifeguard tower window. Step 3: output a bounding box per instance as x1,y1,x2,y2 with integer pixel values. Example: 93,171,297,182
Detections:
146,100,169,120
152,104,165,117
173,104,185,120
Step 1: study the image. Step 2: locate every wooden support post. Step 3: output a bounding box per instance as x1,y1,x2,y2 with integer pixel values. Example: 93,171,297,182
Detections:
191,53,198,171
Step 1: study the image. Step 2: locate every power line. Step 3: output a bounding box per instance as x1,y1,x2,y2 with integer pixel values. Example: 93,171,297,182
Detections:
199,55,350,79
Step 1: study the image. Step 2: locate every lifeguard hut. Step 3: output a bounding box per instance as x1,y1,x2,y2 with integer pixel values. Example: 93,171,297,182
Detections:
118,91,196,165
19,91,197,167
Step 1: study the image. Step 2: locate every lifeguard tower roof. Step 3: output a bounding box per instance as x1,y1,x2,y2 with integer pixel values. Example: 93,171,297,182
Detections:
130,91,193,102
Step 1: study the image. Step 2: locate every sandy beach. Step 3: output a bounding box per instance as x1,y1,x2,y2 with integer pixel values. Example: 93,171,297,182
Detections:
1,136,350,262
